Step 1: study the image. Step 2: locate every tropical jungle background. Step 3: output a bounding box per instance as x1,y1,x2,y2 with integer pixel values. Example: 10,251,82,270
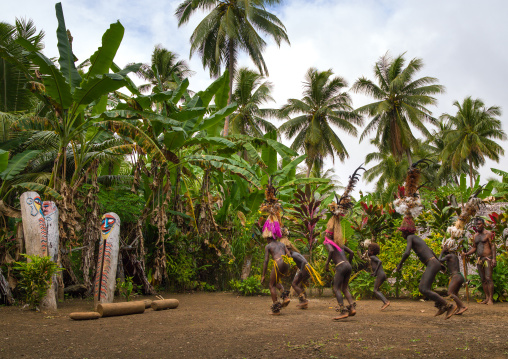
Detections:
1,1,508,307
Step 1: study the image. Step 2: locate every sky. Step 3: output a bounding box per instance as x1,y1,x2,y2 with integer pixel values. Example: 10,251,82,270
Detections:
2,0,508,196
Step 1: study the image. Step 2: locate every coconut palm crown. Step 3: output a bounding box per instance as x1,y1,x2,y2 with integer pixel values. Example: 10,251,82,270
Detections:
229,67,276,137
441,96,506,187
352,52,445,163
278,68,363,176
175,0,289,135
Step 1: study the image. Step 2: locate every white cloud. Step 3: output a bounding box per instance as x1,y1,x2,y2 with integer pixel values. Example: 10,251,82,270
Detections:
2,0,507,196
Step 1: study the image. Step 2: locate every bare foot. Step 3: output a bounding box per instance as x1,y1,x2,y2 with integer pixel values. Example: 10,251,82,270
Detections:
269,312,281,316
296,302,308,309
434,307,447,316
486,300,494,305
381,302,390,311
348,308,356,317
455,306,468,315
445,305,458,319
281,298,291,308
479,299,488,304
333,313,349,320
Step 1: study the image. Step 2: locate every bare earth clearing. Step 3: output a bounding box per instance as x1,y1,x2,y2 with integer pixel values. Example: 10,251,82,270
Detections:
1,292,508,358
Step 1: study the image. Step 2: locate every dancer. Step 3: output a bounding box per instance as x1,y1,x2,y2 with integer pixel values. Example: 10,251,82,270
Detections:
323,165,364,320
396,216,456,319
324,233,356,320
280,236,323,309
368,243,390,310
439,246,468,314
261,236,291,315
393,160,456,319
259,177,290,315
463,217,497,305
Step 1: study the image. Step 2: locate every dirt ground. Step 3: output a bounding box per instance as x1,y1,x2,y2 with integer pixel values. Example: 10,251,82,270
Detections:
1,292,508,359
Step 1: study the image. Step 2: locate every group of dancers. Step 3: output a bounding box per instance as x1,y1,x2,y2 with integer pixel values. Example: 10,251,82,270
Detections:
259,161,498,319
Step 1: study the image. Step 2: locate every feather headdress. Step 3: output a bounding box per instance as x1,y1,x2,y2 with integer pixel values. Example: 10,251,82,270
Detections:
326,164,365,246
260,176,283,239
394,159,431,233
443,187,484,251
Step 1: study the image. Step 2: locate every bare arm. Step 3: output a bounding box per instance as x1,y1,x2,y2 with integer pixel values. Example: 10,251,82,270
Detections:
491,233,497,267
261,246,270,282
343,246,354,263
396,238,412,272
324,245,333,271
463,239,477,256
370,255,381,276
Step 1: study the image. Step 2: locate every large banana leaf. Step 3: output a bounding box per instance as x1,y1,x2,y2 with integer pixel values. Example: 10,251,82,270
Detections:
96,110,182,127
0,150,41,181
170,78,189,104
195,102,237,132
272,155,306,182
86,21,124,79
163,128,188,151
242,142,266,167
16,37,72,110
187,155,260,188
184,137,235,148
111,62,140,96
71,65,140,117
0,149,9,173
55,3,81,91
197,71,229,108
95,120,166,163
261,131,277,176
278,177,330,188
12,182,62,200
214,70,230,109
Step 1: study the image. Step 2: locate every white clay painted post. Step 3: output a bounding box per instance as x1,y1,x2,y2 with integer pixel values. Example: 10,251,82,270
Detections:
20,192,47,257
94,212,120,308
20,192,57,310
42,201,59,309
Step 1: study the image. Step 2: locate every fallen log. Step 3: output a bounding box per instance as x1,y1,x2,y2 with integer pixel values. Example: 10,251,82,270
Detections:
96,301,145,317
151,299,179,311
69,312,101,321
143,299,152,309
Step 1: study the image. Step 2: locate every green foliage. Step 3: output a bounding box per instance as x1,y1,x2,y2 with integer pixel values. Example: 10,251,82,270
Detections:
116,276,134,302
13,254,62,309
229,276,266,296
468,253,508,302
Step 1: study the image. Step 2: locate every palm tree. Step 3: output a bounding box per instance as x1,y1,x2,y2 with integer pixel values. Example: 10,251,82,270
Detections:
278,68,363,177
352,52,445,164
229,67,276,137
441,97,506,188
135,45,193,93
175,0,290,135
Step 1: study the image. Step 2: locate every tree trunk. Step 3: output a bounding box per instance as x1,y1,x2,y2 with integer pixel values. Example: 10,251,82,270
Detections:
469,158,474,188
0,267,14,305
405,148,412,166
223,40,235,136
240,254,253,280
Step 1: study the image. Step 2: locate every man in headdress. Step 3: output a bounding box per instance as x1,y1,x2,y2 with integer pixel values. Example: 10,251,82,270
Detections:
396,215,457,318
260,179,291,315
463,217,497,305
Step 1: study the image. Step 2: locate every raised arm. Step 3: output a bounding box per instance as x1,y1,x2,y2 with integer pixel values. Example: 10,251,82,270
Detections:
261,245,270,283
343,246,354,263
396,238,413,272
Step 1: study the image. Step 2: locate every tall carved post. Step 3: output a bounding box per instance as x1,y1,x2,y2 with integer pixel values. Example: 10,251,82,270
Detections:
42,201,59,309
20,192,57,310
94,213,120,308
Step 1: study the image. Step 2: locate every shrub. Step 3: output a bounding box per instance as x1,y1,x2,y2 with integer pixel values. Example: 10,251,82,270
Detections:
14,254,62,310
229,276,266,296
116,276,134,301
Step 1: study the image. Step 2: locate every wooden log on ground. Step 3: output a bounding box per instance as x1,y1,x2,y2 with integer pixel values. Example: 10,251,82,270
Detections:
93,213,120,309
20,192,57,310
143,299,152,309
69,312,101,320
151,299,179,311
96,301,145,317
